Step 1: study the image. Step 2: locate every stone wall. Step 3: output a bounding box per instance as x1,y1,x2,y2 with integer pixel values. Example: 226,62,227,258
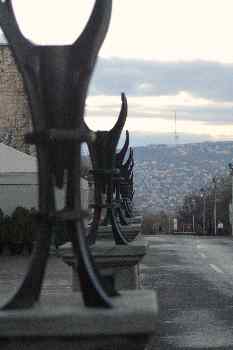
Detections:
0,45,31,153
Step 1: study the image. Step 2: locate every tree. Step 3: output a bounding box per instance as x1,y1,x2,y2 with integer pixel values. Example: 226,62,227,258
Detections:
177,174,232,235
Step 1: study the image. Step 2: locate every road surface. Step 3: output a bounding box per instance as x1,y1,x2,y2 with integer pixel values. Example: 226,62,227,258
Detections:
1,235,233,349
142,234,233,349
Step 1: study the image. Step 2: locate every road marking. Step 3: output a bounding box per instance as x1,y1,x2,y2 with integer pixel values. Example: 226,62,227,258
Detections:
210,264,224,274
149,244,160,249
199,252,207,259
197,244,205,249
140,264,151,270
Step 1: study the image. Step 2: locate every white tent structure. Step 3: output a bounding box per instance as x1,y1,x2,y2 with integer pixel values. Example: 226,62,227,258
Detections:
0,143,89,215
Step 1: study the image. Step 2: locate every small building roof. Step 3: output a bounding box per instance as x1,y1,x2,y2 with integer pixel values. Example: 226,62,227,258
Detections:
0,143,37,173
0,29,8,45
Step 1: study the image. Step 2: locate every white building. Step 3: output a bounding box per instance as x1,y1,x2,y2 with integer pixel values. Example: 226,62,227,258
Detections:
0,143,89,215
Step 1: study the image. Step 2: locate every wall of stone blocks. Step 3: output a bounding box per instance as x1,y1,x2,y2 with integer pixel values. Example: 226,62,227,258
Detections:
0,45,31,153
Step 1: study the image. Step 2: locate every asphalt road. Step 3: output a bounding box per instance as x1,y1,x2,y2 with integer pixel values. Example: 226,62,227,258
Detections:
1,235,233,349
142,234,233,350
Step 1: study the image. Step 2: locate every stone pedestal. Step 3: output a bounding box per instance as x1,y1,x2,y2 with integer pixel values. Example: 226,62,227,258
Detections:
97,223,141,241
0,291,158,350
60,239,148,291
128,216,143,225
132,210,141,216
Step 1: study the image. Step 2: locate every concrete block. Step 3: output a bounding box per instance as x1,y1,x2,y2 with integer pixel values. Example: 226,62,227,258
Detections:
0,290,158,350
60,239,148,291
128,216,143,225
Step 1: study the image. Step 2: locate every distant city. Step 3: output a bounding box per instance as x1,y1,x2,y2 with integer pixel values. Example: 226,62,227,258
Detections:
1,128,233,216
133,141,233,214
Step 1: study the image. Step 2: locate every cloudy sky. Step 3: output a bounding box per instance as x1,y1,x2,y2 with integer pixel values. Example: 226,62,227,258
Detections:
2,0,233,146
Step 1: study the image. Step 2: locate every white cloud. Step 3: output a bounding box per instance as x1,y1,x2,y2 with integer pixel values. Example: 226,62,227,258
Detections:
85,112,233,142
84,92,233,142
86,92,233,119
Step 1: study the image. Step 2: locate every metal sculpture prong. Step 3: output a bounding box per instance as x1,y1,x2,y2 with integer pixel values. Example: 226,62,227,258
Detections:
0,0,114,310
123,147,133,172
102,129,130,227
116,130,129,167
85,93,129,245
111,93,128,135
118,146,135,219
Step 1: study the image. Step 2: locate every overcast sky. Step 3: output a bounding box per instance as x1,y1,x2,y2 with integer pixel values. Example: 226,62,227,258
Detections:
1,0,233,146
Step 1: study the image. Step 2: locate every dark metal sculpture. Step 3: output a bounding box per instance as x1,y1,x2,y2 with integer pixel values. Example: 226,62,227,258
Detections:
114,131,131,223
86,93,129,245
100,131,135,236
0,0,115,309
102,129,130,226
116,130,129,167
119,148,135,218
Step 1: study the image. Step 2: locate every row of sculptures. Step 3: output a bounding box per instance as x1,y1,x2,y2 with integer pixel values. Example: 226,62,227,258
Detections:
0,0,138,310
0,96,134,254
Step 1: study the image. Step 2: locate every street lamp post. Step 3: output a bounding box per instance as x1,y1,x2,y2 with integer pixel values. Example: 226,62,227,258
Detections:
191,199,196,233
168,215,171,234
228,163,233,236
200,188,206,235
212,177,217,236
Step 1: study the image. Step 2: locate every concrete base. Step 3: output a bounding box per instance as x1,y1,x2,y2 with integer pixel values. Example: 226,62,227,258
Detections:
127,216,143,225
132,210,141,216
0,290,158,350
60,239,148,291
98,223,141,241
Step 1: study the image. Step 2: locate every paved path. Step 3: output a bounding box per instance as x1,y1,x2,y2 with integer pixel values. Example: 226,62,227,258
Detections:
142,234,233,350
0,253,73,305
1,235,233,349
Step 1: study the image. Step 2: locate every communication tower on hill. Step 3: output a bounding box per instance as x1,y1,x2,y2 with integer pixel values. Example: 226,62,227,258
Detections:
173,110,179,219
174,110,179,146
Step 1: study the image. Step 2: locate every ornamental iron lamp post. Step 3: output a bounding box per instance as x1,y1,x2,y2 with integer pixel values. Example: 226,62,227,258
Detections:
0,0,114,310
200,188,206,235
212,177,217,236
229,163,233,236
190,198,196,233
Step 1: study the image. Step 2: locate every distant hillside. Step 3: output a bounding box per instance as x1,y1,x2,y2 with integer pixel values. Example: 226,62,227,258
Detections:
133,141,233,214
